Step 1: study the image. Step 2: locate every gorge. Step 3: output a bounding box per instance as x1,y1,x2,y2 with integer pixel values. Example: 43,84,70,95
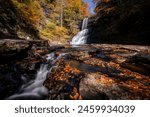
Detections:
0,0,150,100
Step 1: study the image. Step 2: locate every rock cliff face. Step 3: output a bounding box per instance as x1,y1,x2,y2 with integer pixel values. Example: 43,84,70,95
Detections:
0,39,50,99
88,0,150,45
0,0,39,39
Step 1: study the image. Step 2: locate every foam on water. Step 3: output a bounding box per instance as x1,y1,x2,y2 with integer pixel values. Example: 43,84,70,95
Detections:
6,53,66,100
70,18,89,45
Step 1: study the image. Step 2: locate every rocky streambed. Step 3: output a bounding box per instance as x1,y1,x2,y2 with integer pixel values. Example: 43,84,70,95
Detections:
0,39,150,100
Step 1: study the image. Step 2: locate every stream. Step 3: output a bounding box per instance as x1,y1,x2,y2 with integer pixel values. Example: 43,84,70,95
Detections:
6,52,68,100
1,18,150,100
5,18,90,100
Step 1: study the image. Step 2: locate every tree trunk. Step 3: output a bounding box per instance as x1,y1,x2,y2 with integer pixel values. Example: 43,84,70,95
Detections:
60,0,63,27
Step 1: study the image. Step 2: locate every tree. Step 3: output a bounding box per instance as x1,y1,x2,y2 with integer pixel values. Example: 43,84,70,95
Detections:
11,0,90,41
60,0,64,27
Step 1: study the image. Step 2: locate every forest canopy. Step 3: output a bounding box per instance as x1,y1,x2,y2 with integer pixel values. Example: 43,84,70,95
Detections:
11,0,90,42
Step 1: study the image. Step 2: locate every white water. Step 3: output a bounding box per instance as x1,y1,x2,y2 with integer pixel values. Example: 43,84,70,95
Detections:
7,53,66,100
7,65,49,99
70,18,89,45
82,18,88,30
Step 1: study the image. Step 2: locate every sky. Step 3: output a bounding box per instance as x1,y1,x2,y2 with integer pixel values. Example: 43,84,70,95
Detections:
83,0,96,14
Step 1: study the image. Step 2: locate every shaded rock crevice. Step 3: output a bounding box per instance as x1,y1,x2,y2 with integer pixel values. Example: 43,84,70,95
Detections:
88,0,150,45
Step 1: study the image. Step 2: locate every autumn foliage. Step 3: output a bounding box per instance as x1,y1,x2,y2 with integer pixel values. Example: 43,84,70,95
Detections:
11,0,90,42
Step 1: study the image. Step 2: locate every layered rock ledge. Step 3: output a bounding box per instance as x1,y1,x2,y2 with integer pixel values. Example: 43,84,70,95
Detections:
44,44,150,100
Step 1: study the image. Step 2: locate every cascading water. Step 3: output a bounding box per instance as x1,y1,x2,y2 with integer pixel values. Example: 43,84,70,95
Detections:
6,53,66,100
7,65,49,100
70,18,89,45
82,18,88,30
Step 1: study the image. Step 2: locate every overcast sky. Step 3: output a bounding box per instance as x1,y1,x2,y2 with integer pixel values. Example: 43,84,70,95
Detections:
83,0,96,14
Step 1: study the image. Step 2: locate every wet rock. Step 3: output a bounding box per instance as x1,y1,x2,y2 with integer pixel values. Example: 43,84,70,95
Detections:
0,39,51,99
121,54,150,75
79,73,109,100
45,44,150,100
0,39,32,63
49,45,65,53
0,66,23,99
79,72,150,100
0,43,149,100
44,60,84,100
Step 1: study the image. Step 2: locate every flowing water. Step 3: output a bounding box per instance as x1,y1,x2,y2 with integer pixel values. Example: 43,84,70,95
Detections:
82,18,88,30
4,44,150,99
5,15,150,100
70,18,89,45
7,64,49,100
6,18,90,100
6,53,66,100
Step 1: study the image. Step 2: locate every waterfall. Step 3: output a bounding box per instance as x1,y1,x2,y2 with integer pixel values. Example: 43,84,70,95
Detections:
82,18,88,30
70,18,89,45
6,53,66,100
6,64,49,100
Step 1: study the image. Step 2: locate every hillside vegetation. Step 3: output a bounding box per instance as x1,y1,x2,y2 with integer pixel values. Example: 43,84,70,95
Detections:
0,0,89,43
